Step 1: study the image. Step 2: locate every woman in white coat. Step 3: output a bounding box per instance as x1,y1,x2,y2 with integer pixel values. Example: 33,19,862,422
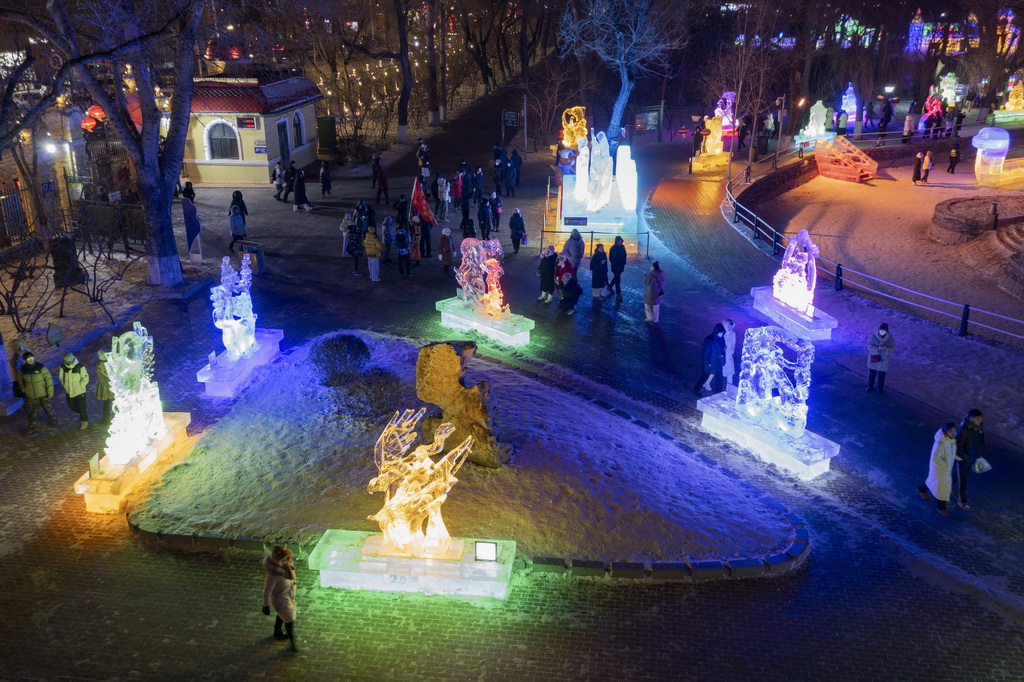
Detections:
917,422,960,517
261,545,298,651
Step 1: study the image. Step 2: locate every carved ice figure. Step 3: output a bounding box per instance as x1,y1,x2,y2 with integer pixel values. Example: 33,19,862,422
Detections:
367,408,473,559
573,135,591,203
972,126,1010,181
561,106,588,149
715,91,736,128
772,228,819,315
456,238,509,319
615,144,638,211
939,73,958,105
104,322,167,467
210,254,259,362
705,116,724,155
736,326,815,437
586,132,614,212
804,101,827,137
1005,81,1024,112
841,82,857,116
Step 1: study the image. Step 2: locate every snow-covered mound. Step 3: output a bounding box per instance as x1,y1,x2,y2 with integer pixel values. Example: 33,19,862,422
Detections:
129,331,791,562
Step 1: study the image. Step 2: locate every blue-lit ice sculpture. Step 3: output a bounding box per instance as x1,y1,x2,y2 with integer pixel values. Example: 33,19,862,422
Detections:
211,254,259,361
841,82,857,117
736,326,814,438
773,229,819,315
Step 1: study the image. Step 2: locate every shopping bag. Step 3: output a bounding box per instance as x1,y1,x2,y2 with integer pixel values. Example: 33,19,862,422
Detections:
972,457,992,474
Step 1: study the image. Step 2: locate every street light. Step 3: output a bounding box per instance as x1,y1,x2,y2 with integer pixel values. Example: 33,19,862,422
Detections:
773,95,789,170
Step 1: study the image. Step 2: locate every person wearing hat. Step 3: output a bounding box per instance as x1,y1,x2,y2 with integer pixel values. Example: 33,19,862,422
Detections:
867,322,896,393
18,351,57,433
262,545,299,651
95,351,114,424
58,352,90,428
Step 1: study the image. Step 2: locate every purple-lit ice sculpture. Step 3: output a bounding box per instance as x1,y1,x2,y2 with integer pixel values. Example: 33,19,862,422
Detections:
972,127,1011,184
772,229,819,315
735,326,815,438
211,254,259,361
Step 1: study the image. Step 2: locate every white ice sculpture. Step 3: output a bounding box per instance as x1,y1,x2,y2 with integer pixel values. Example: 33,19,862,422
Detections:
573,135,590,203
940,73,958,105
841,82,857,117
772,229,819,315
211,254,259,362
586,131,614,212
104,322,167,467
804,101,827,137
735,326,814,438
615,144,638,211
715,91,736,128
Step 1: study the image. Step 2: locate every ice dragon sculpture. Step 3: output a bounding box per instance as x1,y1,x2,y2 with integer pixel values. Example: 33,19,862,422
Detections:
103,322,167,466
561,106,588,149
211,254,259,362
736,326,815,438
585,131,614,212
456,238,509,319
367,408,474,559
772,228,819,315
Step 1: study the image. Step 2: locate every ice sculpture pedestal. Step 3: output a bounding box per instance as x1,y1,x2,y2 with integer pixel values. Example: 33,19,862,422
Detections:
697,393,839,480
559,175,639,233
308,530,517,599
436,297,534,347
0,397,23,416
73,412,191,513
751,286,837,341
196,328,283,398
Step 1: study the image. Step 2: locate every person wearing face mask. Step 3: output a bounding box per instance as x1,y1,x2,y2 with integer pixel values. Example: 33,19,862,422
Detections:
58,352,90,429
693,323,727,397
866,322,896,393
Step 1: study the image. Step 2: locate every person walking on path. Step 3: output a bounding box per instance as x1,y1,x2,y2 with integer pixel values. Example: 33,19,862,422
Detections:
410,217,422,267
439,227,455,277
953,409,985,511
229,190,249,226
555,251,575,303
292,169,313,212
363,226,383,282
375,165,390,205
538,245,557,302
380,216,394,264
590,243,609,300
510,149,523,188
228,205,247,251
866,322,895,392
504,157,517,197
493,158,506,197
394,223,412,276
693,323,727,397
643,261,665,323
947,144,960,173
921,151,934,183
19,351,57,433
272,162,285,200
559,271,582,315
435,176,449,221
319,161,332,198
472,167,485,206
508,208,526,254
181,181,196,203
261,545,299,652
182,197,202,256
562,228,585,271
371,152,382,189
451,171,463,211
393,195,409,230
490,192,503,232
95,351,113,425
704,319,737,391
911,152,924,185
608,236,627,301
58,352,89,429
343,223,364,276
282,162,297,202
478,198,493,240
917,422,960,517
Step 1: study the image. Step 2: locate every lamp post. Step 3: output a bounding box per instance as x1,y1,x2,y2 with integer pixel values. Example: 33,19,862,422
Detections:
772,95,786,170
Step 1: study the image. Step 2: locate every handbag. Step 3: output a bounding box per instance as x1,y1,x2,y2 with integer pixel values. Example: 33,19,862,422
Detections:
521,233,528,245
972,457,992,474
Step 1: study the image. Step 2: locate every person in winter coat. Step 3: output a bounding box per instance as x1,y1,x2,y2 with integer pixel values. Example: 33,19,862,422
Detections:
435,177,449,221
504,158,517,197
292,169,312,212
371,152,382,188
419,217,433,258
343,223,364,276
643,261,665,323
559,271,582,315
947,143,960,173
380,216,394,264
493,159,506,197
478,198,493,240
866,322,896,392
58,352,89,429
363,226,383,282
562,228,585,271
182,198,202,255
261,545,299,651
228,205,247,251
272,162,285,200
282,162,297,202
921,150,934,183
95,351,113,424
319,161,332,197
393,195,409,229
410,217,422,266
911,153,923,185
229,190,248,226
452,171,463,206
510,149,523,187
590,243,609,300
555,251,575,293
394,223,412,276
471,167,485,206
693,323,727,396
537,245,557,302
916,422,960,517
439,227,455,277
375,165,390,205
489,192,503,232
355,199,377,233
508,208,526,254
460,218,476,240
953,409,985,511
608,236,627,301
181,181,196,202
703,318,737,391
19,351,57,433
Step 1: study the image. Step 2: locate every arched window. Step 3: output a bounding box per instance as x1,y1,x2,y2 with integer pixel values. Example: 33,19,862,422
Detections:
293,111,303,147
209,122,239,159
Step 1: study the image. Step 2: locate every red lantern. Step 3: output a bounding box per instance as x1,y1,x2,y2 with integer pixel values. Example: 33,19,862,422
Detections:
80,116,97,132
891,97,901,104
86,104,105,120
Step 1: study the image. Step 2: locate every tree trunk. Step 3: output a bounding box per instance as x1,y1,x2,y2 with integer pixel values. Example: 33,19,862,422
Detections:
519,0,532,81
137,171,183,286
439,0,448,121
394,0,413,144
607,68,635,144
426,0,441,126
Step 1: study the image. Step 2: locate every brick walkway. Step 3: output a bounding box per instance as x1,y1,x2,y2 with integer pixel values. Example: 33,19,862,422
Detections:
3,89,1024,680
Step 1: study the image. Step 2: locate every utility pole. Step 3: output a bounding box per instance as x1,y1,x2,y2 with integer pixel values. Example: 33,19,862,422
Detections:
522,94,528,158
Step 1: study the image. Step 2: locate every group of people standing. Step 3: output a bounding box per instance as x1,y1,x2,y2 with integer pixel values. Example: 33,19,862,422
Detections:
15,349,113,434
270,160,330,213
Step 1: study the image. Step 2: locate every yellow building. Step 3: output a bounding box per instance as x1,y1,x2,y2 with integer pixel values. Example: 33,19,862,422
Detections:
183,77,323,184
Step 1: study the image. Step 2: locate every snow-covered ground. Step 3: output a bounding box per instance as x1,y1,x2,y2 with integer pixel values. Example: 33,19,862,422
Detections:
128,330,792,562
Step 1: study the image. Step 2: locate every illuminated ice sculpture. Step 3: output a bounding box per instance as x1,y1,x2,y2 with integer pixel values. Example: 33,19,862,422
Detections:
615,144,638,211
436,238,535,346
940,73,959,105
586,131,614,212
794,100,836,145
573,135,590,203
561,106,588,149
971,126,1019,187
841,82,857,117
715,91,736,131
705,116,724,155
74,322,191,512
696,326,840,480
751,229,837,341
196,254,283,397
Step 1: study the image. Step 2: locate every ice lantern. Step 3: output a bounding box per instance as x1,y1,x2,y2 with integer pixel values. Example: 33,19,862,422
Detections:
773,229,819,315
972,127,1010,183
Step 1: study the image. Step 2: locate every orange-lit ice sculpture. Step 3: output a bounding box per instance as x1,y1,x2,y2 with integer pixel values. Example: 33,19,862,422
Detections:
366,408,473,560
772,228,819,315
561,106,587,149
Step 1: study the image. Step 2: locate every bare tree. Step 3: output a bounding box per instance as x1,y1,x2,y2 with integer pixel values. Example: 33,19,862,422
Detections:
526,58,593,149
560,0,689,145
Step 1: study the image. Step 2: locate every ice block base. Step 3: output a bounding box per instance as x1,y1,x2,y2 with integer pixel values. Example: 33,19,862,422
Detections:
751,286,837,341
435,297,534,347
196,328,284,398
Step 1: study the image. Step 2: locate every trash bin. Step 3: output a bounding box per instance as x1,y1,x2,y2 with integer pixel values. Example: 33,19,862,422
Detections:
236,240,267,274
757,135,770,154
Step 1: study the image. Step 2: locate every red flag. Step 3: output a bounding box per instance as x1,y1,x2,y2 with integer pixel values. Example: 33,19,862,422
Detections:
411,177,436,225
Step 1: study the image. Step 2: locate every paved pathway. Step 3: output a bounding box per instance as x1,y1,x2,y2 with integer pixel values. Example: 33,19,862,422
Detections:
2,89,1024,681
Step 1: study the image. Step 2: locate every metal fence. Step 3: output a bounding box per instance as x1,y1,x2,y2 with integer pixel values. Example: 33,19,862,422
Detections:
542,176,650,258
0,189,35,247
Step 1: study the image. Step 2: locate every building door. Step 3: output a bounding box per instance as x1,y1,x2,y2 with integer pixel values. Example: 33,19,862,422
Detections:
277,121,290,166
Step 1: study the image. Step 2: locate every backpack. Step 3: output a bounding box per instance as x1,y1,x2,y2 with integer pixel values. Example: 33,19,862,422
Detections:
395,230,409,249
346,232,363,257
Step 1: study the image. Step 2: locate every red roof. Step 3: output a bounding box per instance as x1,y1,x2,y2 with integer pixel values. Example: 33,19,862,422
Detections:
191,77,322,114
